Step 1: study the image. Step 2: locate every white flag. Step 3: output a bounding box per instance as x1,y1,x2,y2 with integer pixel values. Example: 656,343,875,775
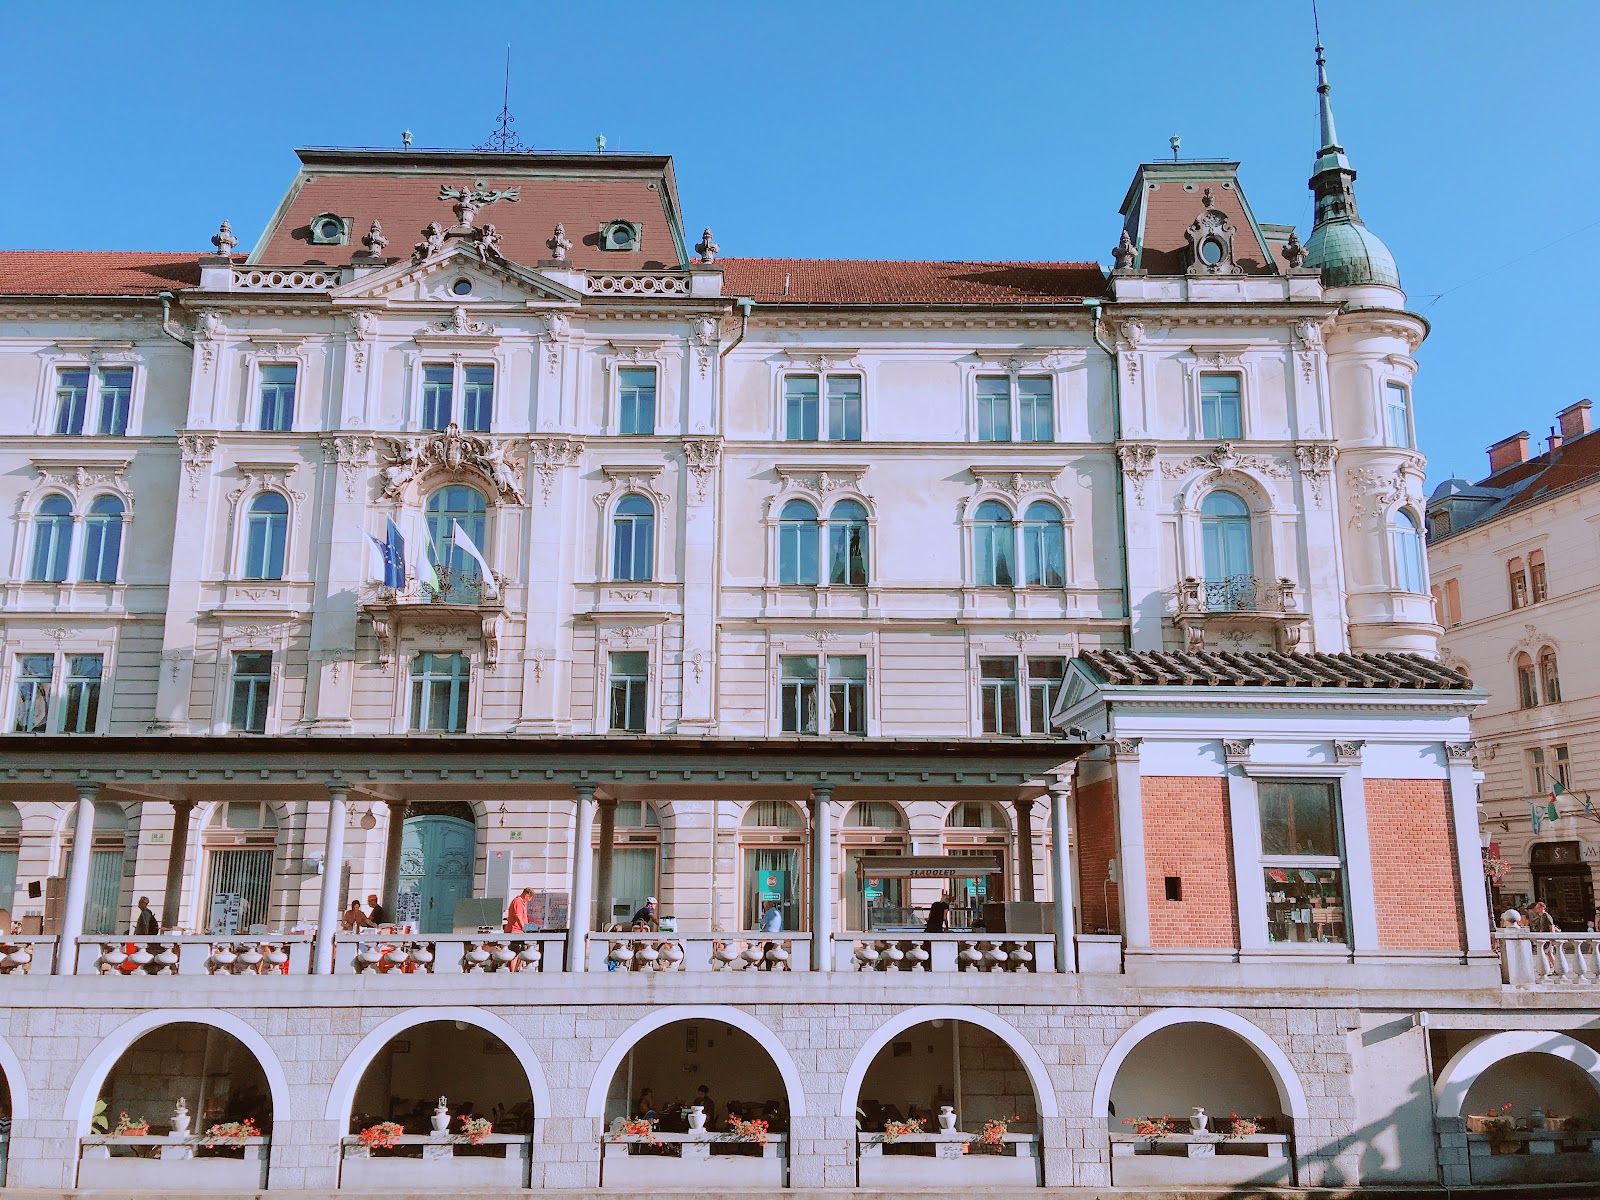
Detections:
451,520,498,599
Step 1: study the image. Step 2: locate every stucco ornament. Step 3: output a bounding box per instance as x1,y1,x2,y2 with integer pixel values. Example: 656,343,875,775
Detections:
695,227,720,264
428,307,495,336
474,223,504,263
362,220,388,254
546,223,571,262
378,426,524,503
211,220,238,256
1185,188,1241,276
1117,443,1158,506
1112,230,1137,271
1282,230,1308,270
412,222,447,262
438,179,520,231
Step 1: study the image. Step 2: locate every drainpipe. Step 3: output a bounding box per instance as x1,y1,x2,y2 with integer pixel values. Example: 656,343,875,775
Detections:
1084,298,1133,646
157,291,194,348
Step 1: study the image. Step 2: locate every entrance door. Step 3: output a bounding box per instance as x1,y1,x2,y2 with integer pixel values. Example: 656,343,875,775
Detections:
87,849,122,935
1534,867,1594,931
400,816,476,934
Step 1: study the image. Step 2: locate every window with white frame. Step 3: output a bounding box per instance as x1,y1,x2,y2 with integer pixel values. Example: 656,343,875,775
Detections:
778,499,820,585
424,485,489,599
258,364,297,432
1390,509,1426,593
972,500,1016,586
1508,556,1530,610
978,655,1064,736
618,367,656,435
975,375,1053,444
607,651,648,732
242,493,289,580
1516,652,1539,709
12,654,54,732
1528,747,1547,793
1020,501,1066,587
29,496,74,582
1554,743,1571,790
779,653,867,735
1529,549,1549,602
978,657,1019,735
421,362,494,432
1026,657,1065,732
1539,646,1561,704
61,654,103,734
230,651,272,733
1385,382,1414,449
611,494,655,581
81,496,125,583
409,651,469,732
1200,372,1243,440
784,373,862,441
1258,778,1348,945
9,651,102,734
54,366,133,436
827,655,867,735
826,500,869,586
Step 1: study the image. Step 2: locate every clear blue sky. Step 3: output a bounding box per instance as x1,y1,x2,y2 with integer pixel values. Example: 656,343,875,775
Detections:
4,0,1595,484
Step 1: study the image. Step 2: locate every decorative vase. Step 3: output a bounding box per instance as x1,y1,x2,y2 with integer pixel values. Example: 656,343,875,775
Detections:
172,1097,191,1137
1191,1107,1209,1133
1528,1107,1546,1130
688,1105,707,1132
938,1105,957,1132
431,1097,451,1135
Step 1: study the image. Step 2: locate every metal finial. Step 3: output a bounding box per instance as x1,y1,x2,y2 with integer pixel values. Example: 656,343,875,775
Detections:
477,46,530,152
402,130,413,149
1169,134,1181,162
596,134,607,153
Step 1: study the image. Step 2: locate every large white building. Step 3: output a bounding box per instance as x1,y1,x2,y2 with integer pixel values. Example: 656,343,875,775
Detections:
0,40,1592,1197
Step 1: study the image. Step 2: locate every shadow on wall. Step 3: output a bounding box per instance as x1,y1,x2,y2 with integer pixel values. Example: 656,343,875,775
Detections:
99,1022,272,1134
351,1020,533,1135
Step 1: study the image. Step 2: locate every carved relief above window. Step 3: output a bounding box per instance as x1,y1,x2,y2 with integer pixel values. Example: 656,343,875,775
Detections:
1185,188,1242,276
377,426,526,504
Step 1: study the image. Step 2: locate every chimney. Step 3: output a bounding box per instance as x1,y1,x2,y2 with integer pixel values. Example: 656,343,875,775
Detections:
1487,431,1530,473
1549,426,1563,453
1558,399,1592,441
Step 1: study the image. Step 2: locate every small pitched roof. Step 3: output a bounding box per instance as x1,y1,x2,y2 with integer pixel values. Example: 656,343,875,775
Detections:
718,259,1106,306
1433,425,1600,538
1076,649,1472,690
1116,162,1277,276
0,251,201,296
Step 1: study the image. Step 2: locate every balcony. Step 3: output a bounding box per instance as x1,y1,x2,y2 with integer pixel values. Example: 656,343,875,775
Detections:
600,1132,786,1189
1496,930,1600,988
79,1134,269,1190
339,1134,530,1189
856,1131,1040,1187
360,569,506,666
1173,575,1309,652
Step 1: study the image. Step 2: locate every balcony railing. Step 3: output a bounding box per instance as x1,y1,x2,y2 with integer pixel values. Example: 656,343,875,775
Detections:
335,932,566,975
586,932,812,972
1174,575,1308,652
76,936,313,976
837,934,1056,973
601,1132,786,1189
1496,930,1600,988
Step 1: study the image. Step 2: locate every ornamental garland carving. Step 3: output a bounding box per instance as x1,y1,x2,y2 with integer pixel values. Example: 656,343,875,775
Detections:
1445,741,1476,761
1117,443,1157,506
424,306,496,337
1343,463,1421,532
178,433,219,499
320,435,374,500
1160,443,1289,481
683,437,723,503
1294,443,1337,507
378,425,525,504
967,465,1063,502
528,437,584,505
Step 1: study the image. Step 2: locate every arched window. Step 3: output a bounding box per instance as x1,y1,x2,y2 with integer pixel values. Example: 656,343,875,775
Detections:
942,801,1010,915
425,485,489,598
1199,491,1253,582
242,493,289,580
1021,500,1065,588
778,499,819,585
30,495,74,582
1515,653,1538,710
740,800,805,930
973,500,1015,587
81,495,125,583
1540,647,1561,704
827,500,868,586
611,494,654,581
1391,509,1426,593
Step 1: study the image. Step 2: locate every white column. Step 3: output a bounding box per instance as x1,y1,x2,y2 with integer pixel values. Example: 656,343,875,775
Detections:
1048,783,1076,972
313,783,349,975
810,787,833,972
1335,746,1379,953
1226,766,1270,950
566,785,596,972
1446,743,1493,954
56,782,98,975
1111,740,1150,947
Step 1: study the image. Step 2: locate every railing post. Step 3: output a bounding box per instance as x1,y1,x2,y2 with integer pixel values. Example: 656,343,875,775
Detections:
810,787,833,972
313,782,350,975
566,785,596,972
56,781,99,975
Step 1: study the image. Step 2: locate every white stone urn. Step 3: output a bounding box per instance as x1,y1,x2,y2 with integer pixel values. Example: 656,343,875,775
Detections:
171,1097,191,1137
938,1105,957,1132
431,1096,451,1135
1191,1106,1209,1133
688,1105,707,1132
1529,1106,1546,1130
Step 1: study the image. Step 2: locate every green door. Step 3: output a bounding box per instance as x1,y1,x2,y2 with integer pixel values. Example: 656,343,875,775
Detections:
87,850,123,935
399,816,475,934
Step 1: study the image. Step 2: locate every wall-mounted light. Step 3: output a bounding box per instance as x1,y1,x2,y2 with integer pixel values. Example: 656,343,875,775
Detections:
360,806,378,831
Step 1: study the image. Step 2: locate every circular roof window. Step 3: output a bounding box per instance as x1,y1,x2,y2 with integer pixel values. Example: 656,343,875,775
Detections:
1199,238,1224,265
452,279,473,296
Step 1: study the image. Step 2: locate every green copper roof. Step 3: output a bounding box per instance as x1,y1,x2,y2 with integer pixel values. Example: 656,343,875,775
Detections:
1304,217,1399,289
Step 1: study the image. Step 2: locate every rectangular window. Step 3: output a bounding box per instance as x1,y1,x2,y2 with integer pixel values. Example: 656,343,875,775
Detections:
55,368,90,435
421,364,454,430
826,375,863,441
257,364,296,431
1018,377,1053,442
618,367,656,435
976,376,1011,442
1200,373,1243,440
784,375,820,441
1386,382,1414,449
779,656,819,734
461,365,494,433
1443,578,1461,627
1258,779,1347,945
96,368,133,436
607,651,649,732
409,651,470,733
827,655,867,736
979,657,1020,736
1528,748,1547,794
1555,744,1571,791
1509,561,1529,610
230,651,272,733
1529,551,1548,603
1026,657,1066,734
13,654,54,733
61,653,102,734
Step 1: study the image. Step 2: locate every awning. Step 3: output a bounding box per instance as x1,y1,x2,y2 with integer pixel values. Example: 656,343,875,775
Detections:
855,854,1002,879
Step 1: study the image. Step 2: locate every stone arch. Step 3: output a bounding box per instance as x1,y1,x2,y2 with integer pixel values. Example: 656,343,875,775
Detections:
839,1005,1058,1119
1090,1008,1309,1122
63,1010,289,1135
585,1004,808,1118
0,1029,30,1122
1434,1030,1600,1119
322,1007,551,1138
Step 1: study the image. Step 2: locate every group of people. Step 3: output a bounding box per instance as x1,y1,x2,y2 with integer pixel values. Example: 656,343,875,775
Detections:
340,894,393,931
1499,900,1595,933
633,1085,787,1133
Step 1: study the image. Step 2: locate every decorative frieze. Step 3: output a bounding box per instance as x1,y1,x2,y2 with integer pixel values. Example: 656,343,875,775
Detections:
528,437,584,504
320,436,375,501
1294,443,1337,507
177,434,219,499
682,437,723,504
1161,443,1288,481
1117,443,1158,506
378,426,525,504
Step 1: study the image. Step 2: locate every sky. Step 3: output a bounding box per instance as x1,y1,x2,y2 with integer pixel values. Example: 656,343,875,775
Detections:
3,0,1595,485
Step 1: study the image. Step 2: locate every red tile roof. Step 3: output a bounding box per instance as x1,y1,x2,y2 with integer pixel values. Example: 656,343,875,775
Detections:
1078,650,1472,690
1481,427,1600,517
0,251,202,296
718,258,1106,305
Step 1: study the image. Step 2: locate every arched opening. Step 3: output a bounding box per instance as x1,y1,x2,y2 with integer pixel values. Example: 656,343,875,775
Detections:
740,801,805,931
1199,490,1253,596
0,802,19,927
1463,1053,1600,1127
777,499,819,585
593,801,661,929
61,803,130,936
611,494,655,582
972,500,1015,587
843,802,908,931
424,485,489,601
242,492,288,581
943,802,1010,920
200,801,278,934
400,803,476,935
350,1020,534,1136
0,1057,11,1185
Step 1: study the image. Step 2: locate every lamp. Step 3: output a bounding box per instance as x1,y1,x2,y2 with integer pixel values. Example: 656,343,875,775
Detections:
359,806,378,831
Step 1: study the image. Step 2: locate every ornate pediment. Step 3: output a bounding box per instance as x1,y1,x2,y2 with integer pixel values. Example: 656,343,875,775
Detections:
330,242,584,307
377,425,526,504
967,465,1063,501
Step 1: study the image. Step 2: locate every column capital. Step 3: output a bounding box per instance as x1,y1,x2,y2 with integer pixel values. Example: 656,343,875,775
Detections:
73,779,100,801
573,782,597,801
170,796,196,815
809,785,832,805
1013,796,1037,813
325,780,352,798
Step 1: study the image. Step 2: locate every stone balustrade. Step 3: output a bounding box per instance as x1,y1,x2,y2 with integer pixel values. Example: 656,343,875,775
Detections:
836,933,1057,973
0,936,56,975
1108,1131,1292,1187
230,266,344,291
78,1135,268,1190
339,1134,530,1189
584,271,690,296
333,932,567,975
856,1132,1040,1187
1496,930,1600,987
601,1132,786,1189
586,932,812,973
75,935,313,976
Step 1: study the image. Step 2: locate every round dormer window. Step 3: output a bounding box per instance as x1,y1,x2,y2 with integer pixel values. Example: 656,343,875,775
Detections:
1199,238,1224,265
309,214,348,245
452,279,473,296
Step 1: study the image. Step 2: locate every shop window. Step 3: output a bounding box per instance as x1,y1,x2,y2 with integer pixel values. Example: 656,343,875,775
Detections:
1258,779,1348,945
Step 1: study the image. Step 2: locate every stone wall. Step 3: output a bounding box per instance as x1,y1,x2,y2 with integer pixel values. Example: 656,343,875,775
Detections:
1366,778,1464,951
1141,776,1237,949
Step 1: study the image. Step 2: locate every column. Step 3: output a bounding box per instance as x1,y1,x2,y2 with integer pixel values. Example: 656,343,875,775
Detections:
161,798,194,931
594,797,617,932
313,783,349,975
809,787,833,972
566,785,596,972
1111,740,1150,948
1013,798,1037,902
379,798,411,919
1446,743,1493,954
1048,784,1075,972
56,782,98,975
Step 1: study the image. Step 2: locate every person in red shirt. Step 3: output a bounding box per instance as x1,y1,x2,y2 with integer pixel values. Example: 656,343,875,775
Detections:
505,887,534,933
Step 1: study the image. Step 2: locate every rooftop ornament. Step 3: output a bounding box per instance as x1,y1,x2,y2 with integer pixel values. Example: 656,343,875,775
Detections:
210,220,238,257
362,220,389,255
439,180,520,232
1282,230,1308,270
546,223,571,262
1112,230,1137,271
477,47,530,153
695,227,721,265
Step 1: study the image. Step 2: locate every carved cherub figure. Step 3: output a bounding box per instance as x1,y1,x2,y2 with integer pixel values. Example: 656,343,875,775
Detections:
475,223,503,263
412,223,447,262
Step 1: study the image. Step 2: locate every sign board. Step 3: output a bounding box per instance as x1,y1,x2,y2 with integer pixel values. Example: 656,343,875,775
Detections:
210,892,242,935
853,855,1002,879
525,890,569,931
757,870,787,903
453,896,504,933
1581,842,1600,864
396,890,422,927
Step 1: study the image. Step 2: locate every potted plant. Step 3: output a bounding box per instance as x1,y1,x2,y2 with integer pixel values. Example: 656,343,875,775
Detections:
1122,1114,1175,1145
972,1116,1013,1154
203,1117,260,1147
111,1112,151,1137
881,1116,924,1144
458,1115,492,1145
1481,1104,1519,1155
727,1116,769,1147
1222,1113,1264,1140
358,1121,405,1151
608,1116,660,1146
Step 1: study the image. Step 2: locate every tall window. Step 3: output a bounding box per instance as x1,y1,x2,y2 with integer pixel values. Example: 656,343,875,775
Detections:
12,655,53,732
425,485,489,597
258,364,297,431
779,656,819,733
826,655,867,735
410,651,470,732
230,651,272,733
784,375,820,441
1391,510,1426,593
619,367,656,435
1528,747,1547,793
243,493,289,580
1555,743,1571,790
611,494,654,581
1508,557,1529,609
461,366,494,432
54,369,89,435
779,654,865,734
1026,657,1065,732
607,651,648,732
827,375,863,441
61,654,102,734
975,375,1053,443
778,500,820,585
420,362,492,432
979,658,1019,735
976,377,1011,442
827,500,868,586
741,802,804,930
1540,647,1561,704
1199,491,1252,581
81,495,124,583
978,656,1063,736
54,367,132,436
1385,382,1414,449
1021,500,1065,587
1529,550,1549,602
1018,378,1053,442
784,373,862,441
973,500,1015,586
422,364,453,430
30,496,74,582
1200,373,1243,440
1258,779,1347,945
1515,653,1538,710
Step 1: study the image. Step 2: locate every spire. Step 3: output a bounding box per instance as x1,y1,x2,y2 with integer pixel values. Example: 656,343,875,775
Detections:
1307,26,1359,229
477,47,530,153
1313,39,1349,177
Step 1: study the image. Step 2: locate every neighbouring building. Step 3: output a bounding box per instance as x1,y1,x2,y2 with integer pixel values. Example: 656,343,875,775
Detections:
1427,400,1600,932
0,36,1591,1197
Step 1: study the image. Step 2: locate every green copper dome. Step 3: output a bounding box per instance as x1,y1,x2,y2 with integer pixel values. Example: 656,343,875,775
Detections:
1303,217,1400,290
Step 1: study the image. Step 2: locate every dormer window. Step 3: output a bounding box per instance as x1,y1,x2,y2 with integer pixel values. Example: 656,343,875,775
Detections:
309,213,349,246
600,220,642,252
1198,238,1224,266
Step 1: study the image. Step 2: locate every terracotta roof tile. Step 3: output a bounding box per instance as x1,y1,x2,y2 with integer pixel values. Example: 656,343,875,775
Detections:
718,258,1107,306
1480,428,1600,516
0,251,202,296
1077,650,1472,690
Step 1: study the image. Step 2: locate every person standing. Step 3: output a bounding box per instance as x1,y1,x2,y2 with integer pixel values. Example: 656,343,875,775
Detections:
505,887,533,933
133,896,160,936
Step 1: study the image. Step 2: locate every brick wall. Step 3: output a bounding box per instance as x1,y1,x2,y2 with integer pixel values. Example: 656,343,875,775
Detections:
1142,776,1238,948
1365,778,1464,951
1076,778,1119,934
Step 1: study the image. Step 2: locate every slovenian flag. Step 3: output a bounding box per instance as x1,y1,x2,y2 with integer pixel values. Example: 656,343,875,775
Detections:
451,520,498,599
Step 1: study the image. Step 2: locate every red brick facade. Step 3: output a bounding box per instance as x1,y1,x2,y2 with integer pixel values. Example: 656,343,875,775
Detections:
1075,777,1120,934
1365,778,1464,951
1143,776,1239,949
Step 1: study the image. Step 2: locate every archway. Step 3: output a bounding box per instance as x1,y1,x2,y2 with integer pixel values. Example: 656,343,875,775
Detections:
400,802,475,934
849,1016,1043,1135
92,1021,275,1139
347,1020,535,1135
1436,1031,1600,1121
